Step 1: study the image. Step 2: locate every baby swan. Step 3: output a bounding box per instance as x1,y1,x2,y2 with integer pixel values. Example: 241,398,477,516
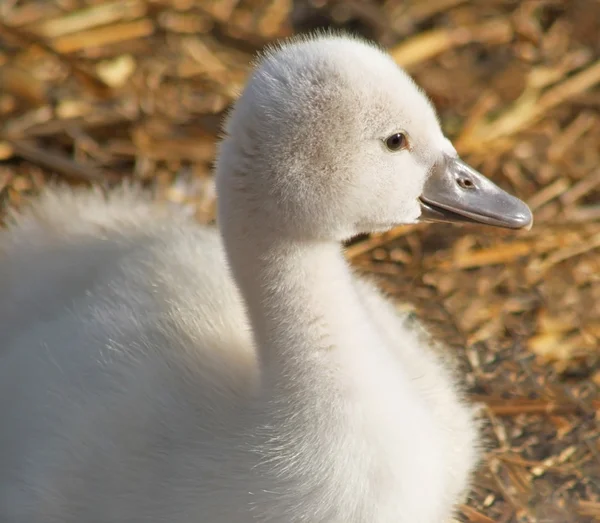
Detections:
0,35,532,523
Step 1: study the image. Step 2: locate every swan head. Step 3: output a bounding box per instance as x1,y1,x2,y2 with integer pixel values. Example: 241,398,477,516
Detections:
216,34,532,243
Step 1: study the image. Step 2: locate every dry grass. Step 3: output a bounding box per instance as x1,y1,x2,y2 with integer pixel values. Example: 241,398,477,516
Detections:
1,0,599,521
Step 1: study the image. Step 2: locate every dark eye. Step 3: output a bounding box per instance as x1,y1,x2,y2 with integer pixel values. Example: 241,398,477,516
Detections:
384,132,408,151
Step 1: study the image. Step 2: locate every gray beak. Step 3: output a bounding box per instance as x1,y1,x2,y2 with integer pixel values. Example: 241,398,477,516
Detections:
418,156,533,230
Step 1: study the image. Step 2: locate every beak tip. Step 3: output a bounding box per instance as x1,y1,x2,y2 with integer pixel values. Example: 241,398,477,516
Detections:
511,205,534,231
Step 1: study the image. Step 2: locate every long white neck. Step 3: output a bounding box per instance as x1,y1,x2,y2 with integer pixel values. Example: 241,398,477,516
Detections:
222,228,386,380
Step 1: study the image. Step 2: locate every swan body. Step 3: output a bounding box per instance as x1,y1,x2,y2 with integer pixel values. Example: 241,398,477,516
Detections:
0,34,532,523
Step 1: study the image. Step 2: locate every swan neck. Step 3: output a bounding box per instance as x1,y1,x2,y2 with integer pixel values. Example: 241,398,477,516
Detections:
223,232,378,371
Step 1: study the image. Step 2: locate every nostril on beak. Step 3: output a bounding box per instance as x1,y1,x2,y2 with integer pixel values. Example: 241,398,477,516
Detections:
457,178,475,190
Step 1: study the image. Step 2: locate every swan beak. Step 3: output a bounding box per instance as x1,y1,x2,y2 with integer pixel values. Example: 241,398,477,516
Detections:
418,156,533,230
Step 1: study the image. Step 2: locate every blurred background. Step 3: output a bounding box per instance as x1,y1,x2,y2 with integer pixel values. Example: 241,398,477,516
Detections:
0,0,599,521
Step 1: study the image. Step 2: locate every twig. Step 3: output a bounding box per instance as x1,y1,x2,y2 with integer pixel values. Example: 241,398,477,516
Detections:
5,139,116,182
459,504,499,523
0,22,112,98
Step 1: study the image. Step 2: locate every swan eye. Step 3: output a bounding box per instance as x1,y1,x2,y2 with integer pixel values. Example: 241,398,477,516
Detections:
384,132,408,152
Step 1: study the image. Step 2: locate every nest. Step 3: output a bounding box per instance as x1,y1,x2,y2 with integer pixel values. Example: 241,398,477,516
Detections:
1,1,599,521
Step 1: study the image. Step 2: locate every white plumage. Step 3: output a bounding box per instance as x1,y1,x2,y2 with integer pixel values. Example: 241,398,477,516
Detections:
0,34,532,522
